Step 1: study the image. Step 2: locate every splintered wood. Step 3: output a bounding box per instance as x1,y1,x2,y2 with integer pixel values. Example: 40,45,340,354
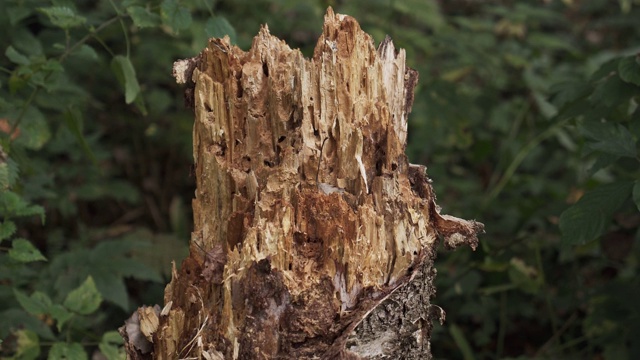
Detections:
124,7,483,360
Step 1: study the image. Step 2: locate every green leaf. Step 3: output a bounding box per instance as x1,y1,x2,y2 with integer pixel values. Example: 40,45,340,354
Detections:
5,45,30,65
581,120,637,158
0,309,56,340
15,203,45,222
9,239,47,262
99,331,126,360
63,107,97,164
161,0,192,32
102,331,125,345
14,330,40,360
71,44,99,62
75,180,140,203
63,276,102,315
590,58,620,82
111,55,141,104
0,155,20,189
12,27,44,56
49,304,73,331
392,0,444,30
99,342,126,360
133,89,148,115
48,342,88,360
0,220,17,241
559,181,634,245
91,271,129,311
0,190,45,223
528,33,577,53
507,258,541,294
15,106,51,150
633,181,640,212
38,7,86,29
127,6,161,28
618,55,640,86
586,153,619,178
205,16,237,44
14,290,52,315
630,108,640,139
589,75,637,108
8,6,33,26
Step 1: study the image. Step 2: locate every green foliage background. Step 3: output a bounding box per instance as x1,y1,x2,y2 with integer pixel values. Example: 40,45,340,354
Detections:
1,0,639,359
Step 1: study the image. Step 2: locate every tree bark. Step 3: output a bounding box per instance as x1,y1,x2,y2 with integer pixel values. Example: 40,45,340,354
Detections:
121,7,483,360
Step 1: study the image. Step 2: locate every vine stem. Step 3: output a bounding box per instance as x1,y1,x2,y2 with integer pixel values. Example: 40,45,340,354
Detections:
483,117,570,208
9,15,123,141
534,312,578,357
60,15,122,62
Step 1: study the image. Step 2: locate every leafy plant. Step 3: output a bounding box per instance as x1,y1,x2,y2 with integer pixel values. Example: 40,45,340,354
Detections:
1,0,639,359
0,0,208,357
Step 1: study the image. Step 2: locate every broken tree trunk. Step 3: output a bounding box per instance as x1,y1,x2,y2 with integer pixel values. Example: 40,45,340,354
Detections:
121,7,482,360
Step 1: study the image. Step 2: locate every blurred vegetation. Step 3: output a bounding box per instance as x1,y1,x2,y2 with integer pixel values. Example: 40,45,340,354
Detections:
1,0,639,359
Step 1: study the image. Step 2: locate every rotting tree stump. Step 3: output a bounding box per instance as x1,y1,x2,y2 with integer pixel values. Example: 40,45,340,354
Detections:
120,7,483,360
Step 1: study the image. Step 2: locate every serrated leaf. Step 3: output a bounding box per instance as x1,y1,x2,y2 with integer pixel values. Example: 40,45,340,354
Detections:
633,181,640,212
205,16,237,44
0,220,17,241
0,188,46,222
589,75,637,108
49,304,73,331
0,190,21,211
590,58,620,82
14,290,52,315
48,342,87,360
161,0,192,32
5,45,30,65
63,276,102,315
127,6,161,28
581,120,637,158
0,155,20,189
91,271,129,311
559,181,634,245
111,55,141,104
587,153,619,178
9,239,47,262
39,6,86,29
63,107,97,164
618,55,640,86
14,330,40,360
15,203,45,221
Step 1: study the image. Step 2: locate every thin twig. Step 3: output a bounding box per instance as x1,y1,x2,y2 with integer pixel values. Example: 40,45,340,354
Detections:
534,312,578,358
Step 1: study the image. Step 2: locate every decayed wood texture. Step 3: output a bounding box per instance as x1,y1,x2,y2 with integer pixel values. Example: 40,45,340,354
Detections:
121,8,482,360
